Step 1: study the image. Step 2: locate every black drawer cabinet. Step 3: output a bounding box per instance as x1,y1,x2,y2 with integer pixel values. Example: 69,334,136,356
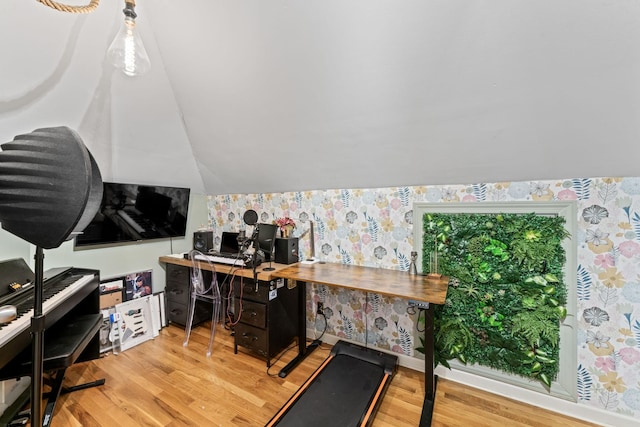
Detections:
165,264,212,327
233,277,298,366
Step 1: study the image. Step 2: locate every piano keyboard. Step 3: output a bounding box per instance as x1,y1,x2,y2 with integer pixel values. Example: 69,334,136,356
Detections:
194,253,247,267
0,273,94,349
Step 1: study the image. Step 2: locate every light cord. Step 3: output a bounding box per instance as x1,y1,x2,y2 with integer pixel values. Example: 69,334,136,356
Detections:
36,0,101,14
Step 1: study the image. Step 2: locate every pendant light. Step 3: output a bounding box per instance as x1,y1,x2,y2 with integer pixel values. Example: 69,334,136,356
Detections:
107,0,151,77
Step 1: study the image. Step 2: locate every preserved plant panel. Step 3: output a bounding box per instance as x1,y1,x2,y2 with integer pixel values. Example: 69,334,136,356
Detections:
413,202,577,400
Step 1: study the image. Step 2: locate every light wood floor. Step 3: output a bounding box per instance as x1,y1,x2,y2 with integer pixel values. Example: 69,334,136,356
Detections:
38,324,599,426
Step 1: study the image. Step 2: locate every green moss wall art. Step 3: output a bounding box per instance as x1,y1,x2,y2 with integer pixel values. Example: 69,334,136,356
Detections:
421,209,571,388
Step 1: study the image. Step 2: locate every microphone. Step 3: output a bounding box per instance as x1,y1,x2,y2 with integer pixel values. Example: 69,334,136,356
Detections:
237,229,249,249
243,209,258,226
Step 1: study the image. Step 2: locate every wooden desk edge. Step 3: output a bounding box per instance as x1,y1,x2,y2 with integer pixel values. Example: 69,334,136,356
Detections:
159,256,449,305
272,262,449,305
159,255,293,282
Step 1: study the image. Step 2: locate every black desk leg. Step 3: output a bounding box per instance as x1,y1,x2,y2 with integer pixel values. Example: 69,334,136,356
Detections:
419,304,438,426
278,280,319,378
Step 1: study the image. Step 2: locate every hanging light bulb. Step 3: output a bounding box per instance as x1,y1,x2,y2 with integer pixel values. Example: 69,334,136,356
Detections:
107,1,150,77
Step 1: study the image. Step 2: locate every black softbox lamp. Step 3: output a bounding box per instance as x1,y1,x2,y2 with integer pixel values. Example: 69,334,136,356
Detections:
0,126,102,427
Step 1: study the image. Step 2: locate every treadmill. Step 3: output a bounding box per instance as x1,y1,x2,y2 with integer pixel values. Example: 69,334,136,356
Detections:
266,340,398,427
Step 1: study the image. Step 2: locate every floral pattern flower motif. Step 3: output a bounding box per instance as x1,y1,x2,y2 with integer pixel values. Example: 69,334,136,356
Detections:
557,189,577,200
594,253,615,269
374,317,388,330
345,211,358,224
320,243,332,256
530,182,550,197
583,307,610,326
619,348,640,365
210,176,640,419
620,177,640,195
597,267,625,288
582,205,609,225
586,228,609,246
598,371,627,393
586,330,610,348
595,356,615,372
373,246,387,260
441,187,458,201
618,241,640,258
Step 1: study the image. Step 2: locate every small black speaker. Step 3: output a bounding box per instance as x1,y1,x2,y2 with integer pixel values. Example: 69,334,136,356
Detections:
275,237,299,265
193,230,214,253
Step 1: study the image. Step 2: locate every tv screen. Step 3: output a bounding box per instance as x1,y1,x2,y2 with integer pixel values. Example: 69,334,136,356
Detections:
75,182,190,248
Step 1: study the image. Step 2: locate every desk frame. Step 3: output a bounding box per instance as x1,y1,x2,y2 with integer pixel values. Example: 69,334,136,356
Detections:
273,263,448,427
159,256,449,426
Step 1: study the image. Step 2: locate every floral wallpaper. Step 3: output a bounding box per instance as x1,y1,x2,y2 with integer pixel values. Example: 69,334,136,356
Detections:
208,177,640,419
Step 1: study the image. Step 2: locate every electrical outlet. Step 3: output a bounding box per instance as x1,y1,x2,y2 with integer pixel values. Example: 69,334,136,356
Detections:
408,300,430,310
317,302,324,314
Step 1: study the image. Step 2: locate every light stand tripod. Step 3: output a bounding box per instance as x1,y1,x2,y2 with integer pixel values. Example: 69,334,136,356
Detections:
0,126,103,427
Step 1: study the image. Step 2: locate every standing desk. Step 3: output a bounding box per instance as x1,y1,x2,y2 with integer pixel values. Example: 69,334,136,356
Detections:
159,256,449,425
272,262,449,426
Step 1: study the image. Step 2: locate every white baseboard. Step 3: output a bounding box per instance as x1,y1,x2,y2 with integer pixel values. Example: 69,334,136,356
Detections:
309,330,637,427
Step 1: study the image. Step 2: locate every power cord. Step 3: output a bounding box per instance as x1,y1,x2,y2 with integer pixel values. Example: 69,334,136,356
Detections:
266,342,299,377
313,302,328,342
364,292,370,348
224,271,244,329
407,304,427,333
266,338,330,378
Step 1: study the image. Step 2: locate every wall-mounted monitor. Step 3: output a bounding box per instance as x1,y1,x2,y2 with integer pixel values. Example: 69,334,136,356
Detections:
74,182,190,248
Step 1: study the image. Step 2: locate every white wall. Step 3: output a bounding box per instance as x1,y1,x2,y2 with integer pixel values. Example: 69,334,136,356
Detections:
0,231,31,263
0,2,208,285
0,1,205,192
24,193,208,291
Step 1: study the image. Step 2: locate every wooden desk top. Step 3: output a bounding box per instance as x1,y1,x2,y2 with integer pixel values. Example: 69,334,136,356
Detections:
160,255,449,305
159,254,293,282
273,262,449,305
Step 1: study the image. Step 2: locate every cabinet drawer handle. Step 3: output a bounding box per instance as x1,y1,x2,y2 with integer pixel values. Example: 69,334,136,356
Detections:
241,332,258,342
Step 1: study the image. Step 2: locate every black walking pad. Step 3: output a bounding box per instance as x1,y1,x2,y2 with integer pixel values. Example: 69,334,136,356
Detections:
266,340,398,427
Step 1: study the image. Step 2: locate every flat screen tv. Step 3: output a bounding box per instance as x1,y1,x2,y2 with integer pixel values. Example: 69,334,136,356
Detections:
75,182,191,248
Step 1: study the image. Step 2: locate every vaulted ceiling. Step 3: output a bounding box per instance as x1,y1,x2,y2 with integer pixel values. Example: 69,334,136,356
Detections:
2,1,639,196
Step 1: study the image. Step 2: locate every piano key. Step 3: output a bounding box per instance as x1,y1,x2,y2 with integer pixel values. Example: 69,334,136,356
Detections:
194,253,247,267
0,273,94,350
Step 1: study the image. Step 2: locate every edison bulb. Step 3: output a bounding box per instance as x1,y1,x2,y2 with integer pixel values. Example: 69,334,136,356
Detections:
107,14,150,77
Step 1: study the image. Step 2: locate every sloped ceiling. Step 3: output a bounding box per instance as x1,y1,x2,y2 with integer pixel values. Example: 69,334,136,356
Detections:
2,1,640,197
147,0,640,195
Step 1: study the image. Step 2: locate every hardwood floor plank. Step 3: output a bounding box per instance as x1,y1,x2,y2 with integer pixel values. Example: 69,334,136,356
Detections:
20,324,600,427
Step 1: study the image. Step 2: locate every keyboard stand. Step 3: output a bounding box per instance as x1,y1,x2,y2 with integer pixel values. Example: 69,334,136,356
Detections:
0,313,105,427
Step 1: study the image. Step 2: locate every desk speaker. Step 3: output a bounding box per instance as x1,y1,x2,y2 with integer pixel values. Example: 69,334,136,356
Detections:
275,237,299,264
193,230,214,252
